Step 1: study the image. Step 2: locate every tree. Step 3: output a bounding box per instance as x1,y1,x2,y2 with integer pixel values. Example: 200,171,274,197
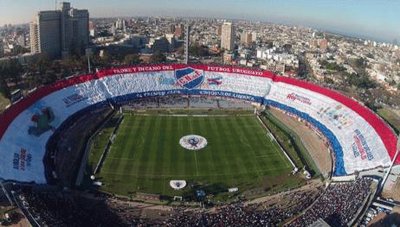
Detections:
366,53,374,59
189,44,209,57
34,54,51,75
0,73,11,98
324,77,335,84
124,54,142,65
149,51,166,63
354,57,367,68
387,79,396,87
0,59,23,84
347,72,376,89
11,45,29,55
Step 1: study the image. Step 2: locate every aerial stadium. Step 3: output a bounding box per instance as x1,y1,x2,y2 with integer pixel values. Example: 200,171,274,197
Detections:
0,63,399,225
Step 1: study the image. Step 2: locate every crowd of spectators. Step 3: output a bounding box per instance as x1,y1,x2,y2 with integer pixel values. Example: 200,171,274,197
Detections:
122,96,253,110
13,185,320,227
160,190,319,226
14,187,126,227
11,179,372,226
290,177,373,227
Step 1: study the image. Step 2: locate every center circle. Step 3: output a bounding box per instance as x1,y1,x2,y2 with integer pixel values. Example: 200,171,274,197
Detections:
179,135,207,150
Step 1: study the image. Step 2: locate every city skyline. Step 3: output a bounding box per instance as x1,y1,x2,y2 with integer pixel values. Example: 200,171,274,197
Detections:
0,0,400,43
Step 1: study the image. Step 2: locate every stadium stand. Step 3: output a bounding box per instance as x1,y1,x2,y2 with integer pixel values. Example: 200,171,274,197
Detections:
0,64,397,184
289,178,374,226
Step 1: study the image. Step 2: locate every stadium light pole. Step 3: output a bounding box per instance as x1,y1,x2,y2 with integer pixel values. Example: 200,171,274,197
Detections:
184,24,190,65
379,134,400,191
85,48,92,74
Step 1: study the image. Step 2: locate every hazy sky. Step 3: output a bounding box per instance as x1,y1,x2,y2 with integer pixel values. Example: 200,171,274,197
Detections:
1,0,399,42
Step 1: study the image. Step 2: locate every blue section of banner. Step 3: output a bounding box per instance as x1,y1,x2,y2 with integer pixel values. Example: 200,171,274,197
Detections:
263,100,346,176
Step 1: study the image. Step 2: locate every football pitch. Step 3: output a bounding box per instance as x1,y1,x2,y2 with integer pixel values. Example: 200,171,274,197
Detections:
96,114,294,196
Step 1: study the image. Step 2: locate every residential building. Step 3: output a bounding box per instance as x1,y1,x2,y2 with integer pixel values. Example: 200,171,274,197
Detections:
29,2,89,59
240,31,252,46
221,22,235,51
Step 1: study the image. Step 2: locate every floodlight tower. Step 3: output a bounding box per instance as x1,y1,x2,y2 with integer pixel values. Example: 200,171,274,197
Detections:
184,24,190,64
379,134,400,191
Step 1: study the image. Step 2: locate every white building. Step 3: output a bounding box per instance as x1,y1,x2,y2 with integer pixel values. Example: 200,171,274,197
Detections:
30,2,89,59
221,22,235,51
251,32,257,42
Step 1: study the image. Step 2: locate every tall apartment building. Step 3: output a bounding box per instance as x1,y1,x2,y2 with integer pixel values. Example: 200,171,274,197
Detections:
30,2,89,59
30,22,39,54
240,32,252,46
221,22,235,51
174,24,184,39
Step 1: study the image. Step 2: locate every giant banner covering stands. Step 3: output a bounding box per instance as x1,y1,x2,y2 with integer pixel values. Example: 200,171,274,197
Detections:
0,64,397,183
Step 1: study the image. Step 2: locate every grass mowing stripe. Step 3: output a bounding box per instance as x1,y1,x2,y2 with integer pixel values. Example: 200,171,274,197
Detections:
239,117,274,179
184,117,196,177
102,117,134,172
189,117,199,176
199,117,218,183
116,116,145,176
215,117,240,186
175,117,186,176
231,117,264,180
162,117,174,193
235,116,290,177
152,117,166,190
246,116,290,169
128,116,153,190
196,117,215,179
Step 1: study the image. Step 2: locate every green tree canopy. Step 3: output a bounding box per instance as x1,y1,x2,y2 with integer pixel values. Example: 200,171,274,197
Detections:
149,51,166,64
124,54,142,65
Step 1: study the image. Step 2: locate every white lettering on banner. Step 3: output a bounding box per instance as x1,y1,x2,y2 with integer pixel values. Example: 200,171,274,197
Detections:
231,68,264,76
205,66,264,76
166,90,182,95
137,66,162,72
162,65,173,70
112,65,173,74
143,91,166,97
198,90,256,101
113,68,137,74
62,94,88,107
207,66,231,72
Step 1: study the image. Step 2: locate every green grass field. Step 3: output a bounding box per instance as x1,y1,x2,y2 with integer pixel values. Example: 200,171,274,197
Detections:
96,114,295,197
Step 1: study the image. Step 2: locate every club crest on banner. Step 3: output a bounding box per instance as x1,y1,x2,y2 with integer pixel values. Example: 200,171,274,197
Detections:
175,67,204,89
